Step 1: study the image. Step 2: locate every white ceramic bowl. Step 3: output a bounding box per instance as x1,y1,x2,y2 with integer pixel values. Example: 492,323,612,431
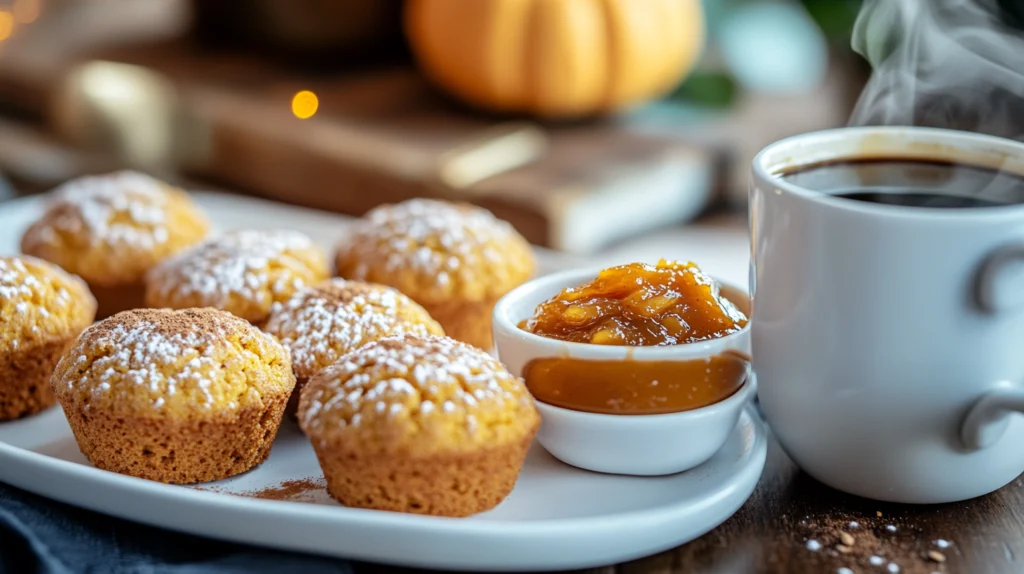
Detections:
492,266,755,476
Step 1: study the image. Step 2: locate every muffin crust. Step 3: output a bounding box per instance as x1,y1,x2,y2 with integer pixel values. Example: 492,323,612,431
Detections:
20,171,209,317
51,308,295,483
0,255,96,419
334,199,534,349
145,229,328,325
299,334,539,516
263,279,444,414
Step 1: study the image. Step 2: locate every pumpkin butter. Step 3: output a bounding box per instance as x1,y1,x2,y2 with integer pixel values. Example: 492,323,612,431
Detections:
521,260,747,346
523,353,748,415
520,261,750,415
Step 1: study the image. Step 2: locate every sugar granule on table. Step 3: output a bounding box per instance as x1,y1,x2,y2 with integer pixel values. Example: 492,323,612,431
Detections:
838,568,854,574
798,513,953,573
934,539,951,549
807,539,822,551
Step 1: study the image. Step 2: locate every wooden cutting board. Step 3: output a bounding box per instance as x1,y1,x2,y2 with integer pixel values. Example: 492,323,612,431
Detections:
0,4,720,253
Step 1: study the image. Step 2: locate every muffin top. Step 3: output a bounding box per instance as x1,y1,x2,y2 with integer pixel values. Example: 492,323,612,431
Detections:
334,199,534,303
263,279,444,382
145,229,329,324
298,334,539,455
51,308,294,419
0,255,96,350
20,171,210,285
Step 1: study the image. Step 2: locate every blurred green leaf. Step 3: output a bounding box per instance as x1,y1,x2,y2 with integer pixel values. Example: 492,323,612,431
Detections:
799,0,862,42
668,71,738,108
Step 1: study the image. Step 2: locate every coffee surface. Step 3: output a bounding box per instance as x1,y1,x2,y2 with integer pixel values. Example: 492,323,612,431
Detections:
781,159,1024,208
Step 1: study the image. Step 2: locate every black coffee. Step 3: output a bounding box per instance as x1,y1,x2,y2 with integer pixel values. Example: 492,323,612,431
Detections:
780,159,1024,208
830,191,1006,208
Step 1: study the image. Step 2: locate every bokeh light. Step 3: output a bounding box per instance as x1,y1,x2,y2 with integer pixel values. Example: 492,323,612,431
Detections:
0,11,14,42
291,90,319,119
13,0,41,24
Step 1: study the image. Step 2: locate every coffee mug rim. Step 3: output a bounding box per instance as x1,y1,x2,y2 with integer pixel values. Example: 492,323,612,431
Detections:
752,126,1024,220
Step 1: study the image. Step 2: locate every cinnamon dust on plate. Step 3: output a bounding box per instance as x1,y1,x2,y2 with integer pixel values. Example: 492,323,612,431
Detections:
191,477,327,502
246,477,326,501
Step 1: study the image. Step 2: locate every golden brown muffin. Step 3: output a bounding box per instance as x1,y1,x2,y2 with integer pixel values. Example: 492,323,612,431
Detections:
20,171,210,318
263,278,444,416
145,229,329,326
334,199,534,350
50,308,295,484
0,256,96,420
298,334,540,517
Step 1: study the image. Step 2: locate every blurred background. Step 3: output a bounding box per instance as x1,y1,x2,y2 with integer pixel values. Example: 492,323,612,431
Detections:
0,0,870,253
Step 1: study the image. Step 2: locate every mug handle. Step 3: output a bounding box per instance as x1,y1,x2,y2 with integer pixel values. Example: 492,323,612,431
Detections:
961,244,1024,450
961,385,1024,450
975,242,1024,314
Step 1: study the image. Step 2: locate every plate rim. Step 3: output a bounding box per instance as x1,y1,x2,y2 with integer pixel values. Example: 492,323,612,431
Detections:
0,408,766,532
0,409,766,570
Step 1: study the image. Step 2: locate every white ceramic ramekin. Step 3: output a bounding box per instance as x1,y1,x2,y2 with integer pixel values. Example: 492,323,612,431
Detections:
492,266,755,476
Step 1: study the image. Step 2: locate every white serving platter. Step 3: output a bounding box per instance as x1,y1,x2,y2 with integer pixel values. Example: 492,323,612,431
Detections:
0,191,766,571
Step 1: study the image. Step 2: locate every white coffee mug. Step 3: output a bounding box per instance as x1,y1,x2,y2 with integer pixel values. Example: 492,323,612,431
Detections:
750,126,1024,503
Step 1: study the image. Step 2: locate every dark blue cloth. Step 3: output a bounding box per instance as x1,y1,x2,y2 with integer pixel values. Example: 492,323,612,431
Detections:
0,482,353,574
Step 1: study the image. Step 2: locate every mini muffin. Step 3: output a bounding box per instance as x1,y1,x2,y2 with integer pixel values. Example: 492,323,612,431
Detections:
0,256,96,420
145,229,329,326
51,308,295,484
263,278,444,415
299,334,540,517
20,171,210,318
334,199,534,350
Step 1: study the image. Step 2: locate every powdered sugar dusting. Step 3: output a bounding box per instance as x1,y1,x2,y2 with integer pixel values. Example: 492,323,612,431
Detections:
60,310,281,409
30,171,172,250
0,257,37,302
74,321,219,402
362,199,513,276
263,279,440,378
0,256,86,329
299,335,529,432
147,229,321,309
336,199,530,293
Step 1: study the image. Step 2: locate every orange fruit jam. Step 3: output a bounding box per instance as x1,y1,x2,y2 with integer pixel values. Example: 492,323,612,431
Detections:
521,260,748,346
523,353,748,415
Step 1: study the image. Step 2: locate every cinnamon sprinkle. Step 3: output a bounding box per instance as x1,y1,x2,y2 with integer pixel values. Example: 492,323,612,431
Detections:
246,477,326,501
191,477,327,502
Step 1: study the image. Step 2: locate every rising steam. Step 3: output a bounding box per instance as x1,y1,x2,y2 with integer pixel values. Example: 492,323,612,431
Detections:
849,0,1024,140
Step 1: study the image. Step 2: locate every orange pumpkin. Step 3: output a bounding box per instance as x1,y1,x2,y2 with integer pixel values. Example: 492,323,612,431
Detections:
404,0,705,118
